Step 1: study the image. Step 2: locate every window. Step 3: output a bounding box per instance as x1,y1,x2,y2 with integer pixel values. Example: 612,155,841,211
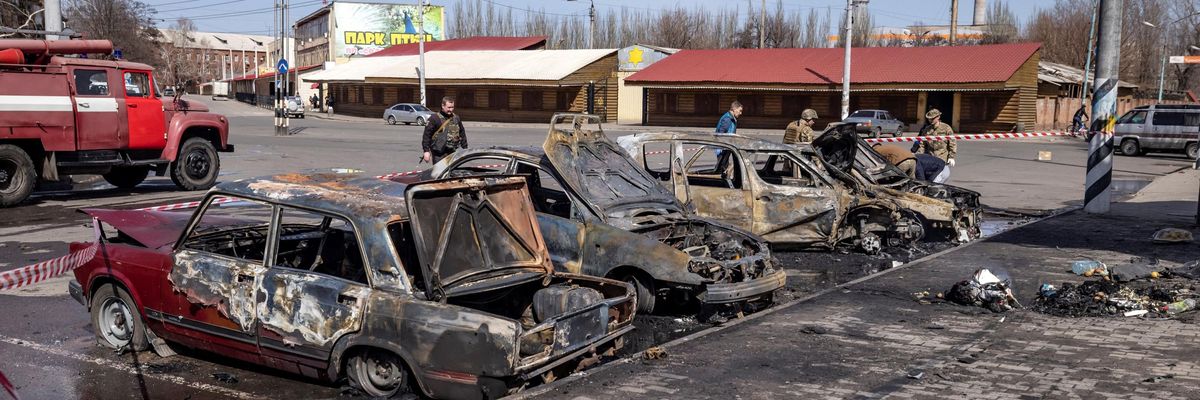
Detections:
748,151,820,187
640,141,673,181
74,70,109,96
397,88,414,103
782,95,812,117
827,95,841,117
124,72,151,97
489,90,510,109
556,90,576,111
447,156,510,178
372,87,383,105
736,94,764,116
694,93,719,116
682,144,741,189
457,89,475,108
849,110,875,118
655,92,678,114
879,96,909,119
427,88,445,106
1118,110,1147,124
522,90,543,111
1150,112,1199,126
181,198,274,262
356,86,364,103
515,162,573,218
274,208,368,284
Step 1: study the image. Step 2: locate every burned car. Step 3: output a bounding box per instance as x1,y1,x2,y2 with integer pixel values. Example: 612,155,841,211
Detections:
809,125,982,241
619,132,926,253
405,114,786,315
68,174,634,399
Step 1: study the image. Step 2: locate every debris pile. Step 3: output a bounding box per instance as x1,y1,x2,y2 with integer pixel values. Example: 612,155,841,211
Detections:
1033,259,1200,318
945,268,1019,313
1152,228,1194,244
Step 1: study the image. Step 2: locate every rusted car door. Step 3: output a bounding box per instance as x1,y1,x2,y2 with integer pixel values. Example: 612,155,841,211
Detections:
68,67,121,150
743,150,842,244
164,197,271,356
256,207,371,367
675,142,753,227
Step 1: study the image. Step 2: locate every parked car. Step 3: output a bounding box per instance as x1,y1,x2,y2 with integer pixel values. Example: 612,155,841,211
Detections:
384,103,435,126
1108,104,1200,159
618,128,970,253
808,124,982,242
69,173,634,399
841,109,905,138
161,86,176,97
403,114,786,315
284,96,305,118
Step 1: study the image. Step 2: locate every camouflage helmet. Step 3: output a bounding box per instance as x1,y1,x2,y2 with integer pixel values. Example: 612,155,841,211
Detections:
801,109,819,120
925,109,942,120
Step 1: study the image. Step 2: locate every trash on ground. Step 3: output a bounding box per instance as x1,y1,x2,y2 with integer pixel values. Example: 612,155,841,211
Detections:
945,268,1019,313
799,325,828,335
1037,150,1052,161
906,371,925,380
1170,260,1200,279
1161,299,1196,314
1124,310,1149,317
211,372,239,384
1071,260,1108,277
1033,277,1197,318
1152,228,1194,244
1144,374,1174,383
644,346,667,360
1112,258,1162,282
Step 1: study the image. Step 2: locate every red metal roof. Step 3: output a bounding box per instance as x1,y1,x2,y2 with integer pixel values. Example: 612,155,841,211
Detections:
626,42,1042,85
365,36,547,57
230,64,320,81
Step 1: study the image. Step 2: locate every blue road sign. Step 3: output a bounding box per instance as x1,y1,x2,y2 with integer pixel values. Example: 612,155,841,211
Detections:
277,58,289,75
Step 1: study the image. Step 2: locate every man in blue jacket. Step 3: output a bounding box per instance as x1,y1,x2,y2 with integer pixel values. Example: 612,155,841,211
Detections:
715,101,742,135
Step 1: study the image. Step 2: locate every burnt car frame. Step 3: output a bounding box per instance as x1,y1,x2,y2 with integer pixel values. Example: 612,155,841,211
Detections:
69,174,634,399
408,114,786,315
618,128,979,252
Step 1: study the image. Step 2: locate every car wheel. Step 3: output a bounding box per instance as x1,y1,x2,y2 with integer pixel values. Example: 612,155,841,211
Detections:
623,273,656,314
347,349,411,398
416,116,427,126
386,116,396,125
1119,139,1141,157
102,166,150,189
892,129,902,138
91,284,150,351
871,127,881,139
0,144,36,207
170,138,220,191
1186,142,1198,160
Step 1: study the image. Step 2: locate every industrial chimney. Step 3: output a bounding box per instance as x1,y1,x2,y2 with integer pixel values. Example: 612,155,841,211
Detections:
973,0,987,26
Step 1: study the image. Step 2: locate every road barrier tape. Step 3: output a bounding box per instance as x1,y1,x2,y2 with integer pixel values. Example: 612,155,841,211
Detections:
135,196,240,212
0,222,102,293
0,369,17,400
864,131,1077,144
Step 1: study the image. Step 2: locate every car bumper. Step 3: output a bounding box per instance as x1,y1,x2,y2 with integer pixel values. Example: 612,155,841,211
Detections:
69,280,85,306
701,269,787,304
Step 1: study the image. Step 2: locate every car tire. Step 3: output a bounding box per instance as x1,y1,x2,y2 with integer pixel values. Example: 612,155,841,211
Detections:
103,166,149,189
170,138,220,191
386,116,396,125
0,144,36,207
892,129,902,138
871,127,881,139
346,349,412,398
91,284,150,352
1119,139,1141,157
416,116,426,126
1186,142,1198,160
623,273,656,314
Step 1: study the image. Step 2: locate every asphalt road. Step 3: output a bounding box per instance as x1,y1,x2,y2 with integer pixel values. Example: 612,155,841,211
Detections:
0,98,1194,399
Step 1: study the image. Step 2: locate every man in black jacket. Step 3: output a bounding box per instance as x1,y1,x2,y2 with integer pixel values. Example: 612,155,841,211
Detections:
421,96,468,164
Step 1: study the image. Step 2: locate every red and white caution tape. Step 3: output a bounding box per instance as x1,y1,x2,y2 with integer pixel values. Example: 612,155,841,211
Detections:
0,369,18,400
0,243,97,292
864,131,1077,144
135,196,241,212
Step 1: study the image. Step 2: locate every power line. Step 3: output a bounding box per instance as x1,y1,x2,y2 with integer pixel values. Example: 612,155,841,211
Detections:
160,0,323,21
153,0,248,13
478,0,584,17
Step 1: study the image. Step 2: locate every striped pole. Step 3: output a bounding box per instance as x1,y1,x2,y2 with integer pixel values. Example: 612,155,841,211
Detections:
1085,0,1122,214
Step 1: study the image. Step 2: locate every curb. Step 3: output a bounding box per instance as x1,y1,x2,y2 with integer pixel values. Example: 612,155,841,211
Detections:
510,203,1082,399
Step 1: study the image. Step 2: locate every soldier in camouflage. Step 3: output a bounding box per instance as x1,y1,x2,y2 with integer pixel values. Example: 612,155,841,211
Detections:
915,109,957,167
784,109,819,144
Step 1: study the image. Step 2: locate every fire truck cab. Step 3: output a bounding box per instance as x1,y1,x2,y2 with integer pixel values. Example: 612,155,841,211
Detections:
0,39,233,207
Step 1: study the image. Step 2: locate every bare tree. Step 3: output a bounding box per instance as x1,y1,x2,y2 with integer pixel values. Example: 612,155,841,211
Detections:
159,18,205,89
64,0,162,64
0,0,44,38
980,0,1018,44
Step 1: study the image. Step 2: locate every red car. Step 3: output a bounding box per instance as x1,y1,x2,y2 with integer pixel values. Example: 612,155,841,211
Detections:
69,174,634,399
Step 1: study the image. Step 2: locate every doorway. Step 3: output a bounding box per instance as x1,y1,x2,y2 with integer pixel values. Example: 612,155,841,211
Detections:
926,91,954,124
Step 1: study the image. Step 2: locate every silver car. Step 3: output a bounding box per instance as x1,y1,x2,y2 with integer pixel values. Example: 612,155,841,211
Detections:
1111,104,1200,159
284,96,305,118
842,109,905,138
383,103,434,126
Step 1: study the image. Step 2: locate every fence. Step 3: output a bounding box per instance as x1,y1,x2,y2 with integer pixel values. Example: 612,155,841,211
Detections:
1036,96,1193,130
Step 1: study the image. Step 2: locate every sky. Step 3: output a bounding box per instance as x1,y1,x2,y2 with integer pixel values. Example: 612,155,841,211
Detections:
146,0,1051,37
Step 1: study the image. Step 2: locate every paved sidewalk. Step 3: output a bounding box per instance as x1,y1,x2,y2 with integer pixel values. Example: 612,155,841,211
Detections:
535,169,1200,400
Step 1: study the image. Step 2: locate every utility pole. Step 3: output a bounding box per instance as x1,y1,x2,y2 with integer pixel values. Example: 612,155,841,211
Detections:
588,0,596,49
274,0,289,136
44,0,62,40
1080,0,1099,101
418,0,427,107
949,0,958,45
759,0,766,48
841,0,867,120
1085,0,1122,214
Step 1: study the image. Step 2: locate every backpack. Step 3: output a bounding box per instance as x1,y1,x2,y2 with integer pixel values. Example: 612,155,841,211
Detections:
431,115,462,153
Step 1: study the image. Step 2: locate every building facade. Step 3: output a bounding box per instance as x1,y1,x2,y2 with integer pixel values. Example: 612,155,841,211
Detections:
158,29,270,92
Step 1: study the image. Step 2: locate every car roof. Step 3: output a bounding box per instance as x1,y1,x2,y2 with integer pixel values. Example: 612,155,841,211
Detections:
852,109,886,113
214,173,412,223
621,132,802,152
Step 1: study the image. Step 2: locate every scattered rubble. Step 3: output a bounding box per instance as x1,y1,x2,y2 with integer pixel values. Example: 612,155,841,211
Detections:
945,268,1019,313
1032,278,1196,318
211,372,239,384
644,346,667,360
799,325,828,335
1152,228,1194,244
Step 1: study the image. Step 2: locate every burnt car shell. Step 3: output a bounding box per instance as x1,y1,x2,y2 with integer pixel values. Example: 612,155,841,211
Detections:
811,124,982,239
70,174,634,399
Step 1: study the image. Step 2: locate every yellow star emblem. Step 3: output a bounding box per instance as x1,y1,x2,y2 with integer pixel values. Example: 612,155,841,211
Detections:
628,47,644,66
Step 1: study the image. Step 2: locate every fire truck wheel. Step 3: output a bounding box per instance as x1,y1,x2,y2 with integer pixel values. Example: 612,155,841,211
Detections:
0,144,36,207
170,138,219,191
102,166,149,189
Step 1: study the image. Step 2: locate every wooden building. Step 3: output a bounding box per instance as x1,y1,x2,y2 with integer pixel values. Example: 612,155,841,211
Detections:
624,43,1043,133
303,49,619,122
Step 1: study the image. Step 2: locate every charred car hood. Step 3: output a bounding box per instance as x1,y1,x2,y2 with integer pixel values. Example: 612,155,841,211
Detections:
542,116,685,222
80,208,239,250
405,176,555,296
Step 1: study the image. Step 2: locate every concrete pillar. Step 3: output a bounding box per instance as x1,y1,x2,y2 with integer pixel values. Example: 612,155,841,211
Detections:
951,92,962,131
916,91,928,126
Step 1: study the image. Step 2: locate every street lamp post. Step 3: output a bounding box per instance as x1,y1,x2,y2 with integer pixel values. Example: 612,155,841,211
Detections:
1143,13,1200,101
418,0,427,107
841,0,869,121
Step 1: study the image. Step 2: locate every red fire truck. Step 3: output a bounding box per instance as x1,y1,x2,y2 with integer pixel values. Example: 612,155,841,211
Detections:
0,39,233,207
